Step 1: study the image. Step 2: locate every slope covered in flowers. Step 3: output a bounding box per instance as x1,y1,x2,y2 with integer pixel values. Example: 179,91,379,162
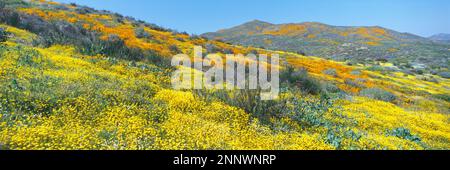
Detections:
0,34,332,150
0,0,448,150
203,20,450,75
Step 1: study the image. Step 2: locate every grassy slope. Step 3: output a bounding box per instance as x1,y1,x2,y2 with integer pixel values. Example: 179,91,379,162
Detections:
0,0,448,150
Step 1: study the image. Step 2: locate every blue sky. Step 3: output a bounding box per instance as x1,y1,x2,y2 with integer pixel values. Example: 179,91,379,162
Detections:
52,0,450,37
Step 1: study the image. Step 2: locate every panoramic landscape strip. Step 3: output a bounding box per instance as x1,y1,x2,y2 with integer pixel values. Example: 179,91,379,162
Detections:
0,0,448,151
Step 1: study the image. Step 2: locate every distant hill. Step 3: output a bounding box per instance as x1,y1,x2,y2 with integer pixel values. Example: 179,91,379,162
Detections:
203,20,450,71
429,33,450,43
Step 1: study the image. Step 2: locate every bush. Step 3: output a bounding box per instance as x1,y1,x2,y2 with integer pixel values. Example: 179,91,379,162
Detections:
205,43,221,53
0,0,28,9
359,88,397,102
344,78,365,88
281,67,323,95
367,65,385,72
0,28,7,42
169,45,181,54
438,72,450,79
433,94,450,102
75,6,95,14
223,48,234,54
417,76,439,83
389,128,421,143
194,89,286,123
135,27,151,39
350,70,361,76
323,68,338,77
413,69,424,75
15,45,42,67
322,82,342,94
80,34,145,61
289,97,335,128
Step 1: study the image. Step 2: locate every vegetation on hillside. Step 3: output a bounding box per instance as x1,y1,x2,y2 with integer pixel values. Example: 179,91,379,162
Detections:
202,20,450,76
0,0,448,150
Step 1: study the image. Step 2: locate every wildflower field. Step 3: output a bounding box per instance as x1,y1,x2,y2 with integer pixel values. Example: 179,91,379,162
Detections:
0,0,448,150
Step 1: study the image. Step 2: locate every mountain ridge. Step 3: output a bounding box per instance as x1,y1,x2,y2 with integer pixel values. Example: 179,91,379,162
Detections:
429,33,450,43
204,20,429,41
202,20,449,72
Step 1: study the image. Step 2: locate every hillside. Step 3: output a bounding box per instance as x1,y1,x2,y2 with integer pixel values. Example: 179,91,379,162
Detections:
0,0,449,150
202,20,450,74
429,33,450,43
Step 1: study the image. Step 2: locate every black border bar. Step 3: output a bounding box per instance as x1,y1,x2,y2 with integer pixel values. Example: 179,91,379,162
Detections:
1,150,448,168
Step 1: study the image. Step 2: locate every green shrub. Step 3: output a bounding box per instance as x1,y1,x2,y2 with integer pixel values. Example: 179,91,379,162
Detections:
194,87,341,134
322,82,341,94
281,67,323,95
438,72,450,79
344,78,365,88
0,27,8,42
417,76,439,83
359,88,397,102
80,34,145,61
350,70,361,76
194,89,286,124
323,68,338,77
135,27,152,39
433,94,450,102
15,45,42,67
169,45,181,54
205,43,221,53
389,127,421,143
0,0,29,9
367,65,385,72
289,97,334,128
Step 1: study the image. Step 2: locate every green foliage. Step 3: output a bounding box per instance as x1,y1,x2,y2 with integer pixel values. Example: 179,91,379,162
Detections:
438,72,450,79
205,43,221,53
366,65,385,72
389,127,421,143
15,45,42,67
350,70,361,76
135,27,151,39
169,45,181,54
0,27,7,42
323,68,338,77
359,88,397,102
322,82,343,95
281,66,323,95
80,34,144,61
288,97,334,128
194,89,286,123
344,78,365,88
0,0,29,9
433,94,450,102
194,87,342,136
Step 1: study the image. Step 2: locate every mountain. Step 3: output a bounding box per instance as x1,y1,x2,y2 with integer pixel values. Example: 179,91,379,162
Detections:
0,0,449,150
429,33,450,43
203,20,450,71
